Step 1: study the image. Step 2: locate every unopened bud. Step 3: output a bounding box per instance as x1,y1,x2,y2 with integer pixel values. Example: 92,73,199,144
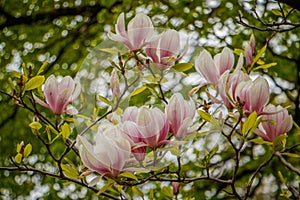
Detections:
110,68,120,99
245,44,253,67
19,141,25,155
249,34,256,55
172,182,180,195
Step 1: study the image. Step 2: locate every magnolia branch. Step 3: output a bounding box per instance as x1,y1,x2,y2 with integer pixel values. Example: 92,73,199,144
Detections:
275,152,300,176
236,1,300,33
0,165,119,200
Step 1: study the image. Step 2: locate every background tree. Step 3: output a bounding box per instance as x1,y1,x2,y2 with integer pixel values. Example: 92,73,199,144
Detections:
0,0,299,199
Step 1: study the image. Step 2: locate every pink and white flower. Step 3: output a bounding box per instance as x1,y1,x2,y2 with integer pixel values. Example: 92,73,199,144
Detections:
195,47,234,85
123,121,147,161
108,13,154,51
123,106,169,149
218,54,250,109
77,126,131,178
145,30,181,70
33,75,81,115
235,76,269,115
254,105,293,142
165,93,196,138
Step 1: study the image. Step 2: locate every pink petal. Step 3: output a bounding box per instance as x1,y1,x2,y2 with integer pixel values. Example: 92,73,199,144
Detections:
44,75,58,110
33,94,50,109
195,50,219,85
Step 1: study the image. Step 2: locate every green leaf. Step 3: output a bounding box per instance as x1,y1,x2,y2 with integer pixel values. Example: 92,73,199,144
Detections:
16,143,22,153
234,48,244,56
162,186,173,198
99,95,112,105
248,138,271,145
209,145,219,159
130,86,147,97
61,164,79,179
173,63,193,72
37,62,48,75
271,9,282,16
8,77,15,90
15,153,22,164
61,123,71,141
119,172,138,181
97,179,114,196
253,62,277,71
278,171,286,184
163,146,181,156
129,86,152,106
251,44,267,67
198,110,211,122
281,152,300,158
98,47,125,54
273,134,287,148
29,121,42,130
21,63,28,78
24,75,45,91
242,111,257,136
132,186,144,198
23,144,32,158
149,189,154,200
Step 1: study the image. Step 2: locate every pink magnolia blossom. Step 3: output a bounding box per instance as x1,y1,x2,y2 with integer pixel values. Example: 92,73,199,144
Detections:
214,47,235,75
136,107,169,148
195,47,234,85
33,75,81,115
218,54,250,109
108,13,154,51
77,126,131,178
145,30,181,70
123,106,169,149
122,106,138,122
123,121,147,161
254,105,293,142
235,76,269,115
165,93,196,138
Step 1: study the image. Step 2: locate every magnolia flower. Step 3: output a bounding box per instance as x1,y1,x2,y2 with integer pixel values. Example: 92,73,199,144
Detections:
122,106,138,122
165,93,196,138
254,105,293,142
108,13,154,51
218,54,250,109
77,126,131,178
135,107,170,148
235,76,269,115
123,106,169,149
195,47,234,85
214,47,235,75
145,30,181,70
123,121,147,161
33,75,81,115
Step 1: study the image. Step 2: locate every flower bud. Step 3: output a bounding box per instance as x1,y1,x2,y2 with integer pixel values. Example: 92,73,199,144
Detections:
110,68,120,99
172,182,180,195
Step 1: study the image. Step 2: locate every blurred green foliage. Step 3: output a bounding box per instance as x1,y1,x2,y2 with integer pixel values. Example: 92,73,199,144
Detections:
0,0,300,199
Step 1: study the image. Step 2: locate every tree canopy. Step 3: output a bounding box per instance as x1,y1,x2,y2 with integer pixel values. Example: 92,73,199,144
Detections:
0,0,300,199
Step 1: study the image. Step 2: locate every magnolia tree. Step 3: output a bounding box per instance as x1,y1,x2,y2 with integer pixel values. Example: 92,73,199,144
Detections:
1,12,299,199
